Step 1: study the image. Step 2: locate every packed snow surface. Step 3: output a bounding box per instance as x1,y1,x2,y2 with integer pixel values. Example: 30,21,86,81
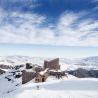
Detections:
1,78,98,98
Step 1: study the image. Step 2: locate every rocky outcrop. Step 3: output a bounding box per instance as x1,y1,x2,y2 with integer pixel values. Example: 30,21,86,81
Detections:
0,68,5,74
26,63,32,69
0,64,12,69
67,68,98,78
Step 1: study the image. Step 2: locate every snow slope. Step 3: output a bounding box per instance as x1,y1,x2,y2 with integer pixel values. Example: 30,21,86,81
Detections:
3,78,98,98
0,70,22,97
0,55,98,98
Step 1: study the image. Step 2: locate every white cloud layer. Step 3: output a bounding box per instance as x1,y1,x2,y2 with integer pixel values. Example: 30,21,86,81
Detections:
0,9,98,46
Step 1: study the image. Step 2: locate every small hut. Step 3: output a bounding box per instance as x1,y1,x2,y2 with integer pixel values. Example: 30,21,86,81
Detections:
35,69,49,83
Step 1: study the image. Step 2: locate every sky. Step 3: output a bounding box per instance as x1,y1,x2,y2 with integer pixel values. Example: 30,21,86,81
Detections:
0,43,97,58
0,0,98,58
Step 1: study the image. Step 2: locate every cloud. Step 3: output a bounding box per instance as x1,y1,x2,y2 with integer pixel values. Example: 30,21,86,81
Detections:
91,0,98,9
92,0,98,2
55,12,98,46
0,9,55,44
0,8,98,46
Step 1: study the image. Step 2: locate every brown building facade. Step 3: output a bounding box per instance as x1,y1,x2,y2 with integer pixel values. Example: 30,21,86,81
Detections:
22,70,36,84
44,58,60,70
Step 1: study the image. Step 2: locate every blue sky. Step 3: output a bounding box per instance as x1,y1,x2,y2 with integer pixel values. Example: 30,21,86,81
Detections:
0,0,98,57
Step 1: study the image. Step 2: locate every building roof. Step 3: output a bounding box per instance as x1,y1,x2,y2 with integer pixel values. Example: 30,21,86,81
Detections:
49,69,64,72
39,68,49,75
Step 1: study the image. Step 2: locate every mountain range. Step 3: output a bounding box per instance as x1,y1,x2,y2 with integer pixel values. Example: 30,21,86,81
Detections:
0,55,98,70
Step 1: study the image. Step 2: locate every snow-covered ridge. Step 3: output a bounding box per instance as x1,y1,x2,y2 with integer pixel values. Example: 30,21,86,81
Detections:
0,55,98,70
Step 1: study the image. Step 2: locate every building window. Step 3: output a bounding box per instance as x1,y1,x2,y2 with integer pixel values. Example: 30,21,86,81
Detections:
36,79,39,82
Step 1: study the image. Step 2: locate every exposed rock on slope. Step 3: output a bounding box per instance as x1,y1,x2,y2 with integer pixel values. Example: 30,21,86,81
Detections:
67,68,98,78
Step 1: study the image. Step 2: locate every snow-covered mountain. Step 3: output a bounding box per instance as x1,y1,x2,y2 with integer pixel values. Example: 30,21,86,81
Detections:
0,55,98,98
0,55,98,70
